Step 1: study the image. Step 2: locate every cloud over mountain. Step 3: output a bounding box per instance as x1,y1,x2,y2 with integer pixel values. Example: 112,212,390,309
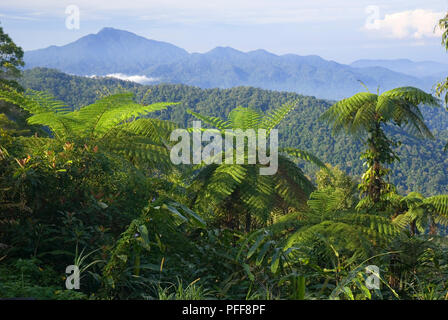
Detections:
365,9,444,39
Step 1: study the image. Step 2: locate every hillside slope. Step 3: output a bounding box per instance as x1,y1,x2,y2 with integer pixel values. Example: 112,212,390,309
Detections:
19,68,448,195
24,28,435,100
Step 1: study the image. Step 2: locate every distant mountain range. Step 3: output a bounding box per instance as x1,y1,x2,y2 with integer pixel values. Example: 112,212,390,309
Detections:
350,59,448,79
24,27,445,100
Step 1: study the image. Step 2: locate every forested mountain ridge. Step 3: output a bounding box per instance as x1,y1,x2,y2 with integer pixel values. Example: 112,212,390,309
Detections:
24,28,188,76
20,67,448,195
3,15,448,301
24,27,436,100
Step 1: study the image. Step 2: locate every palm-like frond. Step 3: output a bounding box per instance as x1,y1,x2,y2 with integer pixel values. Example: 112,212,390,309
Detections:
239,190,400,276
188,102,323,230
321,92,377,136
239,166,275,224
382,87,440,108
0,87,70,114
274,155,315,207
260,101,298,134
280,147,327,170
228,106,262,130
321,87,440,139
439,13,448,49
187,109,231,130
391,193,448,233
382,87,439,139
424,195,448,226
192,164,247,214
0,88,178,167
0,87,74,138
66,93,175,139
118,118,178,144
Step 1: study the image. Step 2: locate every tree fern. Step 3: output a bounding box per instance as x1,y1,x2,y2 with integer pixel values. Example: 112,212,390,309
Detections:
238,189,401,286
321,85,440,204
391,193,448,235
0,87,178,167
188,102,325,232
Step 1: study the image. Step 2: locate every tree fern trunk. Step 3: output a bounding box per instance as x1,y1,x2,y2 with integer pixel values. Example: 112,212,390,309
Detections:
372,159,382,203
388,253,400,290
245,211,251,233
369,120,385,204
410,220,416,236
429,218,437,235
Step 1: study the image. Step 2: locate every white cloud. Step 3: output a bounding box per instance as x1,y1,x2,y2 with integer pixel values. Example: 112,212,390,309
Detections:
365,9,444,39
89,74,159,83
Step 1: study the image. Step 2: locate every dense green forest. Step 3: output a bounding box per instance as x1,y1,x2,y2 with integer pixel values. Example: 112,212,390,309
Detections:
20,67,448,195
1,14,448,302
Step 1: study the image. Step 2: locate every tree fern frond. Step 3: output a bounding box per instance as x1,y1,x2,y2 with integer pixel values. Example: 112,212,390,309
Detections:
109,138,172,167
392,100,434,139
239,167,275,223
228,106,262,130
261,101,297,134
351,99,377,134
280,147,327,170
321,92,377,135
375,95,397,122
274,155,315,207
307,190,345,214
24,89,71,114
187,109,231,130
425,195,448,221
93,101,177,138
195,164,247,209
117,118,178,146
66,93,135,137
382,87,440,108
0,86,69,115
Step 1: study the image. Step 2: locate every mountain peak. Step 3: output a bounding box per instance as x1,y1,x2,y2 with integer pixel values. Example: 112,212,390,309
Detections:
24,28,189,76
205,46,246,59
209,46,243,53
95,27,138,38
248,49,277,57
98,27,119,33
24,27,435,100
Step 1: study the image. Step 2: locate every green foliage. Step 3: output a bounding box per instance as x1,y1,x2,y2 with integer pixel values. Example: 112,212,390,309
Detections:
188,104,324,232
233,187,403,300
19,68,448,195
316,165,359,210
436,13,448,106
102,198,206,298
0,21,448,300
0,87,178,168
155,278,211,300
391,192,448,235
322,85,440,204
436,13,448,150
1,87,448,300
0,25,24,90
0,258,87,299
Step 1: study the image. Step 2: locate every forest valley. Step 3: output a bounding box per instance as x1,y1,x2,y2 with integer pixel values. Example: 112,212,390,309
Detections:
1,14,448,300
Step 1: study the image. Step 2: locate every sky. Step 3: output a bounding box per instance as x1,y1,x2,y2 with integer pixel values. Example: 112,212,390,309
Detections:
0,0,447,64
